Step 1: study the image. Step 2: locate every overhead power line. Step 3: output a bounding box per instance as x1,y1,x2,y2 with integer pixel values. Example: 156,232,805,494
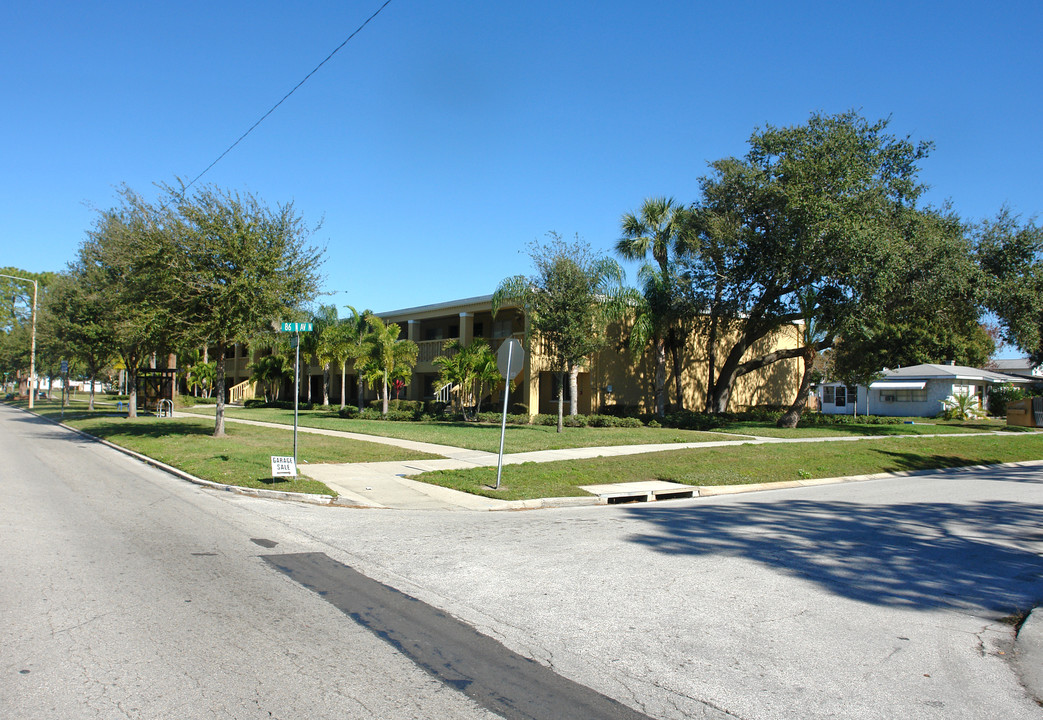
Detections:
181,0,394,194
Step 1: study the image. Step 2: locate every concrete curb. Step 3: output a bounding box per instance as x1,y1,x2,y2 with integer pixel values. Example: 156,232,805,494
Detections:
694,459,1043,498
1015,608,1043,704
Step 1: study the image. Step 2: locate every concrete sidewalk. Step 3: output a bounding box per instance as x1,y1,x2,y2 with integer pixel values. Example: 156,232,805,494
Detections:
180,411,1037,511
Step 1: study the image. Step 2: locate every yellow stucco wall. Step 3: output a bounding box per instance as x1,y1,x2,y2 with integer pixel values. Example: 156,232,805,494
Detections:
585,319,803,413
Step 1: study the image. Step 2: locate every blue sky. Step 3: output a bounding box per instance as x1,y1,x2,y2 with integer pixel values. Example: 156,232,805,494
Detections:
2,1,1040,345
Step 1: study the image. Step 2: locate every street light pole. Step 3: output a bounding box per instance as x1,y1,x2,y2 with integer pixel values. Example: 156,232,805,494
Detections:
1,273,38,410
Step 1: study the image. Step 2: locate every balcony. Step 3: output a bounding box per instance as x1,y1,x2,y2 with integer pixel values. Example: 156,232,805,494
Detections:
415,334,525,365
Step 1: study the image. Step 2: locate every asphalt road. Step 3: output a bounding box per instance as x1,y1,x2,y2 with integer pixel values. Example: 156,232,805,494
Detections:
3,404,1042,719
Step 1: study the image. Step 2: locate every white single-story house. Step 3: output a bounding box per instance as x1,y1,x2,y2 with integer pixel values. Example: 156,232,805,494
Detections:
816,362,1031,417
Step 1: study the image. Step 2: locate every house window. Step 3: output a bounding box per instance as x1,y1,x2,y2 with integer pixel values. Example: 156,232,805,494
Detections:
834,386,846,407
493,319,513,338
894,389,926,402
474,322,484,338
823,386,835,404
550,373,572,401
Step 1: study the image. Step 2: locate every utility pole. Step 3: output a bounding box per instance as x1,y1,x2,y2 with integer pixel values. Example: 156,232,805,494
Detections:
1,273,38,410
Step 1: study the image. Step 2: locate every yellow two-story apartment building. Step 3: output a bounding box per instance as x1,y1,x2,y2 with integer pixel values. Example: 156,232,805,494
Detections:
220,293,803,414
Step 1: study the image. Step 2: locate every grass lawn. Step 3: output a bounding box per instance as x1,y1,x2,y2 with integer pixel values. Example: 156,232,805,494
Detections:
714,418,1023,438
412,433,1043,501
180,405,728,452
15,400,436,495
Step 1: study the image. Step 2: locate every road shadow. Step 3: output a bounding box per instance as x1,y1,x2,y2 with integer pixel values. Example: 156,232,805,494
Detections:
624,466,1043,615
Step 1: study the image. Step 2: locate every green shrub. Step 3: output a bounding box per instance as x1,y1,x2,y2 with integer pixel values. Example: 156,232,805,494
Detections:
243,398,268,408
799,413,903,426
587,414,618,427
175,394,213,408
337,406,359,419
661,410,723,431
383,409,415,422
563,414,588,428
599,403,642,417
987,383,1028,416
616,416,643,428
533,413,558,426
367,399,421,413
646,419,661,428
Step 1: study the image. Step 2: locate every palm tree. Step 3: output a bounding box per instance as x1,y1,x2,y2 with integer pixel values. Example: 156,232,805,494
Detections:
340,305,374,411
616,198,698,413
249,354,289,403
606,265,680,417
433,340,467,414
304,304,339,406
433,338,501,419
186,360,216,398
359,315,418,416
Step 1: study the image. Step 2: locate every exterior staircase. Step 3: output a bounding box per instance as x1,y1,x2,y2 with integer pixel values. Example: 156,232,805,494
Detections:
228,380,257,405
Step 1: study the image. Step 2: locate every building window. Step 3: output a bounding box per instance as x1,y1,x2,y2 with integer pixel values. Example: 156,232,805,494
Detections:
550,373,572,401
834,386,846,407
493,319,512,338
823,386,835,404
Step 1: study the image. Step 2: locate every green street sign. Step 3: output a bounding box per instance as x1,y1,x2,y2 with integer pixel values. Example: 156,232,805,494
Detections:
281,322,313,332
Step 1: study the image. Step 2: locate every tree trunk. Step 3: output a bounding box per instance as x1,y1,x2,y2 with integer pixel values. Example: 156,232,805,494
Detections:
557,370,565,433
214,345,226,437
568,365,580,416
382,375,389,416
709,337,749,414
126,365,138,419
705,309,719,413
357,375,365,412
340,362,347,410
322,365,330,406
777,347,816,428
670,342,684,412
88,371,96,411
654,337,666,417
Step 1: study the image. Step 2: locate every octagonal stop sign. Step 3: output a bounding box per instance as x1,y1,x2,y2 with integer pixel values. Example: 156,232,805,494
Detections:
496,338,525,380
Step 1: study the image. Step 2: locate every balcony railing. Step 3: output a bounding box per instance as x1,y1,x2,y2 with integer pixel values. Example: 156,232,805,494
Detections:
415,334,525,364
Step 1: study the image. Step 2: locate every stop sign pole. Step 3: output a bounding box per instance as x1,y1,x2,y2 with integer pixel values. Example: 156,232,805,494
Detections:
495,339,525,490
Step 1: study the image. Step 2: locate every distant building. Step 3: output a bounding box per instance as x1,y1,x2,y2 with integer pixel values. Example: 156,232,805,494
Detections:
816,362,1030,417
989,357,1043,383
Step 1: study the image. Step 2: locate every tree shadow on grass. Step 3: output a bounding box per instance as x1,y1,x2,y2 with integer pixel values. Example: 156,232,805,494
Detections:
624,465,1043,615
75,420,216,440
869,448,1003,473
